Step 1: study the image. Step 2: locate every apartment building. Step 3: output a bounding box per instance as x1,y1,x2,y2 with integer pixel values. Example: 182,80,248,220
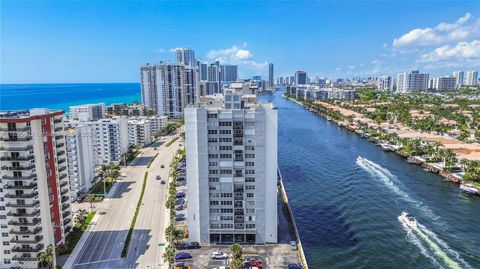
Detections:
65,125,96,197
453,71,464,87
140,63,187,117
377,76,393,91
465,71,478,86
65,117,129,165
185,90,278,244
396,70,429,93
0,109,72,268
430,76,457,91
69,103,106,121
127,118,153,148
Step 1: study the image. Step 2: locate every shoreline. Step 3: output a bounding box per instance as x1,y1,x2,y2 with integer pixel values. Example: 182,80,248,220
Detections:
283,94,480,196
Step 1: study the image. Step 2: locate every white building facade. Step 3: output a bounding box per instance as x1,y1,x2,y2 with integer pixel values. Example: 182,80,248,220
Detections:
127,118,153,148
466,71,478,86
396,70,429,93
185,91,278,244
69,103,106,121
377,76,393,91
65,125,96,197
0,109,72,268
430,76,457,91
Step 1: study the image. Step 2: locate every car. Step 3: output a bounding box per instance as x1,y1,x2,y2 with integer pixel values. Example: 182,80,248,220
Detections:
175,214,185,221
161,180,166,184
244,261,262,268
185,242,200,249
175,243,187,250
211,251,229,260
176,192,186,198
175,198,185,206
156,175,161,180
290,240,297,250
98,211,106,215
175,204,185,211
287,263,303,269
154,147,158,150
174,252,192,261
161,164,165,168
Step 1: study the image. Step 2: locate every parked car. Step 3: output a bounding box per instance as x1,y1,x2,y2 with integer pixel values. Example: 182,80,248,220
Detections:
175,243,187,250
156,175,161,180
175,214,185,221
175,204,185,211
175,252,192,261
244,261,262,268
161,180,166,184
175,198,185,206
211,251,229,260
290,241,297,250
161,164,165,168
287,264,303,269
185,242,200,249
176,192,186,198
154,147,158,150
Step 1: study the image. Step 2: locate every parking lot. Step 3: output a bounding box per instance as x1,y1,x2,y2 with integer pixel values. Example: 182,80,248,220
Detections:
175,244,299,269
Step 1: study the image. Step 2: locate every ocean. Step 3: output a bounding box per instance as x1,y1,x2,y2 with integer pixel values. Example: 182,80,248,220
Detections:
0,83,141,112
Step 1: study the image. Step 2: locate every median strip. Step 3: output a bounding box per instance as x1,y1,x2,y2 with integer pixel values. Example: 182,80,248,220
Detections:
121,171,148,258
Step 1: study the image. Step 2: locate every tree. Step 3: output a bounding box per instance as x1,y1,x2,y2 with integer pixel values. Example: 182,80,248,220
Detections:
163,245,175,266
165,224,182,245
230,243,243,269
166,195,176,210
37,244,54,269
87,195,96,211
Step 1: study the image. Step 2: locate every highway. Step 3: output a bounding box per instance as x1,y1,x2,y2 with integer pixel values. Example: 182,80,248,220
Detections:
71,135,181,269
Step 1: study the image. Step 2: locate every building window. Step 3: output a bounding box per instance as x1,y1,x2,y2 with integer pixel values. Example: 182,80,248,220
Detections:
247,193,255,198
220,201,232,206
221,193,232,198
245,185,255,190
3,241,9,246
209,178,219,182
4,259,11,264
220,169,232,175
1,233,8,237
4,250,10,254
210,201,219,206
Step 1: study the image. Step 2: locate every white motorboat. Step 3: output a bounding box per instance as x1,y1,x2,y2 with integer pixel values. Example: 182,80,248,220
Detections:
460,183,479,195
400,211,418,228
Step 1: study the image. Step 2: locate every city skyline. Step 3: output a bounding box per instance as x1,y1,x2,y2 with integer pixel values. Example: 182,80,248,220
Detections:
1,1,479,83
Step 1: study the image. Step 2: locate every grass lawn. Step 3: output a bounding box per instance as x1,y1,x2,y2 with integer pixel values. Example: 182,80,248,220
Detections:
57,211,96,255
89,179,114,195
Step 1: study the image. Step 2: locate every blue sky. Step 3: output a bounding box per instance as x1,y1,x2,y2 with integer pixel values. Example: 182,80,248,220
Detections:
1,1,479,83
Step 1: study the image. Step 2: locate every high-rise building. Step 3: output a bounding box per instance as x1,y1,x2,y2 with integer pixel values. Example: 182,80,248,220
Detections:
268,63,274,88
453,71,464,87
220,65,238,83
185,67,201,105
185,89,278,244
0,109,73,268
208,64,220,82
175,47,196,67
199,62,208,81
377,76,393,91
69,103,106,121
65,125,96,197
140,63,187,117
295,71,307,85
465,71,478,86
430,76,456,91
65,117,129,165
396,70,429,93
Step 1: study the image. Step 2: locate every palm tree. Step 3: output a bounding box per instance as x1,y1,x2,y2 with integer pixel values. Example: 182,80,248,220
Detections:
37,244,53,269
87,195,96,211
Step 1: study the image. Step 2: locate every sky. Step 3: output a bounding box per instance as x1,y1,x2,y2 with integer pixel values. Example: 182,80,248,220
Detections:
1,1,479,83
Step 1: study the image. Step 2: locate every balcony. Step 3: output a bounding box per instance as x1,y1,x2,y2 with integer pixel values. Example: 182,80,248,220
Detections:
0,126,31,132
234,194,243,200
11,235,43,244
57,150,66,156
12,244,44,253
54,126,63,132
55,135,64,140
12,255,37,261
1,164,35,171
56,142,65,148
6,201,40,208
0,144,33,151
58,165,67,173
10,227,42,235
5,191,38,199
60,187,69,196
0,136,31,142
62,203,71,211
4,182,37,190
54,118,62,124
59,173,68,180
0,155,34,161
61,196,70,203
2,174,36,180
62,210,71,218
234,201,243,208
63,217,72,226
8,218,41,226
7,209,40,217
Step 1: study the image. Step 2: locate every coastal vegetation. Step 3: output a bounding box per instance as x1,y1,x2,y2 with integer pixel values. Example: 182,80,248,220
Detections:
56,211,96,255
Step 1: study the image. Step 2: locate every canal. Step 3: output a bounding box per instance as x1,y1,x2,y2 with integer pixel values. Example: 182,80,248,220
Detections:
260,90,480,269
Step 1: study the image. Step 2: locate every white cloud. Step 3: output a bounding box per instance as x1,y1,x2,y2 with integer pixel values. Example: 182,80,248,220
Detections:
347,65,356,69
206,44,267,71
156,48,167,53
392,13,480,48
420,40,480,63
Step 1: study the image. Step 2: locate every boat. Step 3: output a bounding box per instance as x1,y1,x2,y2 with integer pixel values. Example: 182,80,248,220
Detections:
380,143,394,151
407,157,417,164
400,211,418,228
460,183,479,196
357,156,365,162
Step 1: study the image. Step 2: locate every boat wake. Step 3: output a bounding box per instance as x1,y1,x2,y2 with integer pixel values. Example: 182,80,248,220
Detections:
398,216,473,269
356,157,439,220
